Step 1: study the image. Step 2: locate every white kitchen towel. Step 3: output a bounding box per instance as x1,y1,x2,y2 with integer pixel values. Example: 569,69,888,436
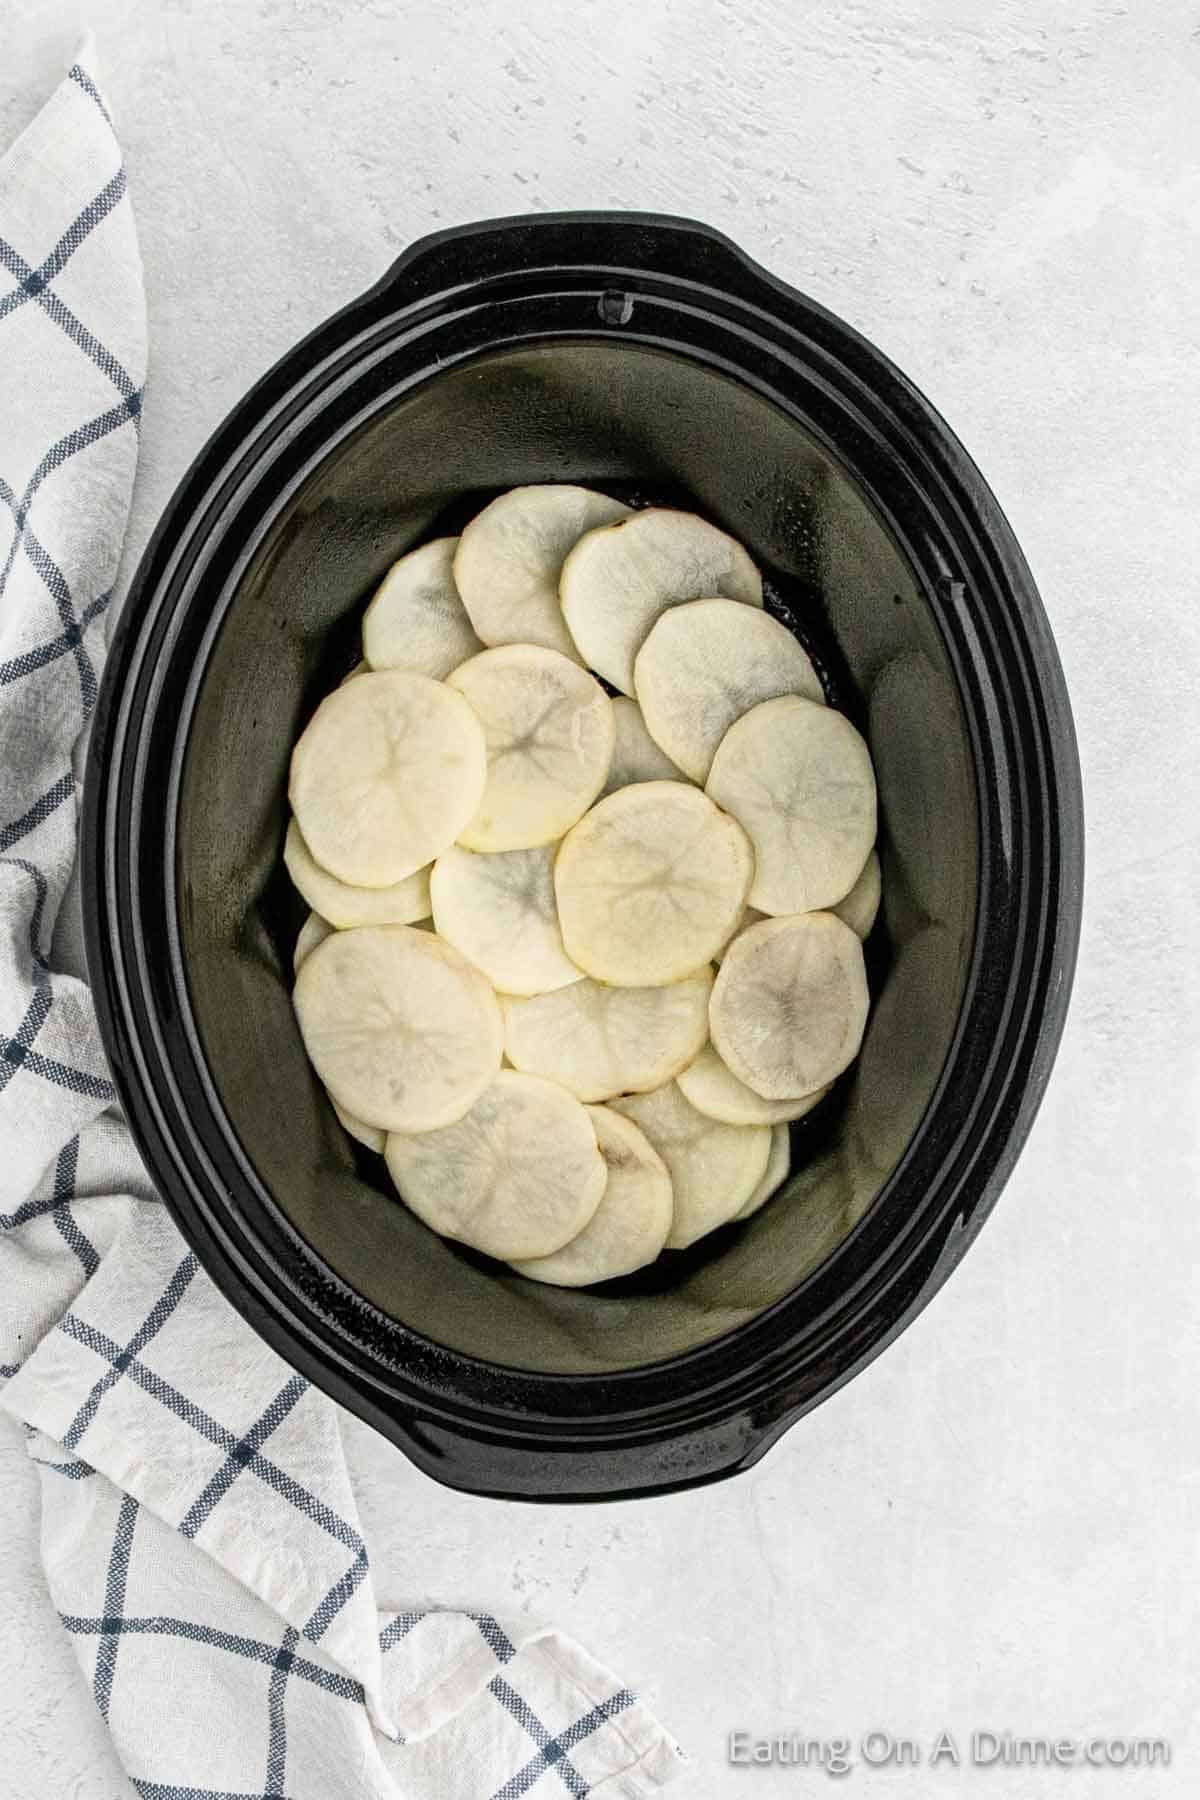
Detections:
0,40,683,1800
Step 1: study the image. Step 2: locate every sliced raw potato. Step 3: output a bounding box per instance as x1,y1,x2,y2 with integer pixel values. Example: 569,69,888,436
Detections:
284,496,882,1282
362,537,484,679
554,782,753,986
289,670,487,886
611,1083,770,1249
634,598,824,782
284,820,431,929
385,1071,606,1260
676,1041,832,1126
706,694,876,914
293,909,333,973
453,485,631,661
331,1098,385,1155
502,967,712,1102
510,1105,673,1286
833,848,882,940
734,1123,791,1222
339,660,369,685
560,507,763,694
296,915,387,1152
601,696,688,796
447,645,614,851
293,924,502,1131
710,912,869,1098
430,843,582,997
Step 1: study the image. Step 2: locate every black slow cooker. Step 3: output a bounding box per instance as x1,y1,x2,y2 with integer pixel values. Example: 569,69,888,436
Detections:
83,213,1083,1500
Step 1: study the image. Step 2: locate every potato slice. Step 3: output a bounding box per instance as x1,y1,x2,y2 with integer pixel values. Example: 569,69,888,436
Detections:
289,670,487,887
634,598,824,782
706,694,876,914
710,913,869,1098
510,1105,673,1286
447,645,614,851
502,967,712,1102
601,696,689,796
453,485,631,662
554,782,753,986
385,1071,606,1260
611,1083,770,1249
284,820,431,929
293,909,333,972
430,843,582,997
339,660,370,685
293,924,502,1131
292,914,386,1149
733,1123,791,1222
676,1041,832,1126
560,507,763,694
362,537,484,679
331,1099,385,1156
832,848,882,940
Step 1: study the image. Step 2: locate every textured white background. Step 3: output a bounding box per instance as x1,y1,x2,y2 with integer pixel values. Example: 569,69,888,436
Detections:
2,3,1198,1796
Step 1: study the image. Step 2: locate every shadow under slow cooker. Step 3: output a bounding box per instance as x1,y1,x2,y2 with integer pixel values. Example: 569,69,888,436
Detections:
177,340,978,1375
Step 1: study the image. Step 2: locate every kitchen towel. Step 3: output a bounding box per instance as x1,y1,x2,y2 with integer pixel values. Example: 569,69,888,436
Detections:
0,39,683,1799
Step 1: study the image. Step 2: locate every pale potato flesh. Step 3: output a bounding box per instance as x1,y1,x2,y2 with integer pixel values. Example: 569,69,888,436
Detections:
293,911,384,1148
447,644,614,851
293,924,503,1132
554,781,753,986
293,909,333,972
601,696,688,796
289,670,487,886
676,1041,832,1126
502,967,712,1102
709,912,869,1099
385,1071,606,1260
611,1083,770,1249
634,597,824,782
362,537,484,679
706,693,876,915
331,1099,385,1155
733,1122,791,1222
509,1104,673,1286
453,485,631,661
832,848,882,940
560,507,763,694
284,820,431,929
430,843,582,997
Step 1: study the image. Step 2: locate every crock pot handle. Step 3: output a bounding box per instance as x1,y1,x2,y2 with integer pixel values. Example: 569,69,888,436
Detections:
363,210,783,314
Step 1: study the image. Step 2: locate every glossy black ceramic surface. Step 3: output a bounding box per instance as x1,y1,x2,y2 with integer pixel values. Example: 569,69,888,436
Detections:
83,214,1083,1500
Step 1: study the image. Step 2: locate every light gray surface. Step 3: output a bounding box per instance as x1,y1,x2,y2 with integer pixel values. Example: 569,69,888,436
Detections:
2,2,1197,1794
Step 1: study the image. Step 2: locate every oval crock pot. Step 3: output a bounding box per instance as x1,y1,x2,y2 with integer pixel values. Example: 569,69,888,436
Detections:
83,212,1083,1502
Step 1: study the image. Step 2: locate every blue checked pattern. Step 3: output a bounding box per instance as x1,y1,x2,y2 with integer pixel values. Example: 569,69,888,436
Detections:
0,42,128,1187
49,1136,100,1277
488,1680,638,1800
0,40,681,1800
53,1265,370,1646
